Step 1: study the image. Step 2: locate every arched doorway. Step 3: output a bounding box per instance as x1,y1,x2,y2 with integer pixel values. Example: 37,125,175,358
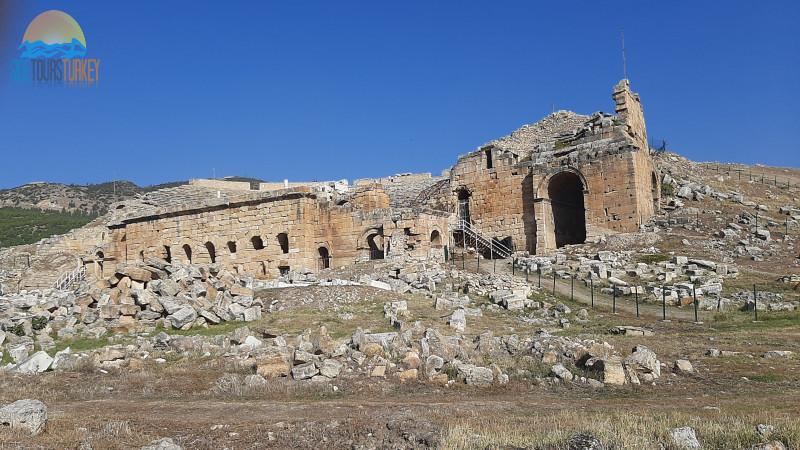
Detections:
367,232,384,260
548,172,586,248
163,245,172,263
95,251,104,278
457,189,471,225
430,230,442,248
205,242,216,263
277,233,289,254
318,247,330,270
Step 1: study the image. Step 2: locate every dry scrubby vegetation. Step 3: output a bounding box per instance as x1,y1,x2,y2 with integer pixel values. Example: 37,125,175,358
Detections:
0,207,98,248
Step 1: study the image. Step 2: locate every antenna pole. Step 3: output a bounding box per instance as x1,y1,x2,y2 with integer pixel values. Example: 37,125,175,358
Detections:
621,28,627,80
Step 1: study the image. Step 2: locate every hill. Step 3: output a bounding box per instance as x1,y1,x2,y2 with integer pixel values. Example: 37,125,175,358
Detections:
0,180,188,216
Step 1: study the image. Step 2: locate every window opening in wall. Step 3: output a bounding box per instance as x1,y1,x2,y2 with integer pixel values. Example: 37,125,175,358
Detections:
277,233,289,254
251,236,264,250
485,149,493,169
278,266,290,276
227,241,237,254
205,242,216,264
183,244,192,263
163,245,172,263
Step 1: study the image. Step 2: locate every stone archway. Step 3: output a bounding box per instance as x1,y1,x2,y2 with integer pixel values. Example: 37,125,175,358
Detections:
547,171,586,248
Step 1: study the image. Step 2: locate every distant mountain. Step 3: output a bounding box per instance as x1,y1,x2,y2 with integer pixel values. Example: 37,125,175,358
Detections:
0,180,188,216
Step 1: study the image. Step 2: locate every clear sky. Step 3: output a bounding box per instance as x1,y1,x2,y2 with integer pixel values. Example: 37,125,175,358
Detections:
0,1,798,189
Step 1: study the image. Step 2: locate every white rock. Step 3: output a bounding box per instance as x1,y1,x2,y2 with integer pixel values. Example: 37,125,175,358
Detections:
0,399,47,435
10,351,53,374
667,427,701,449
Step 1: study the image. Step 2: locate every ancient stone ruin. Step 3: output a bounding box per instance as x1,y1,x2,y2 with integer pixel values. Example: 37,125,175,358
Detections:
1,79,658,291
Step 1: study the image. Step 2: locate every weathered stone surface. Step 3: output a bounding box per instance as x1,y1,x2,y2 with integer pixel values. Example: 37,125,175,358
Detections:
449,309,466,332
623,345,661,379
166,306,197,329
291,362,318,380
465,366,493,386
567,433,604,450
141,437,183,450
255,346,294,378
551,363,574,382
673,359,694,373
10,351,53,374
610,325,653,337
667,427,701,449
0,399,47,435
319,359,343,378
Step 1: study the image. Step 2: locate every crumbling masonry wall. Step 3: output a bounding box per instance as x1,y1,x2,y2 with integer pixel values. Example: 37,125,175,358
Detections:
426,79,659,255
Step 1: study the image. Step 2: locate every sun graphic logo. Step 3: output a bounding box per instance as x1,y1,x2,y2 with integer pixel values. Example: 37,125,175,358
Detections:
11,10,100,87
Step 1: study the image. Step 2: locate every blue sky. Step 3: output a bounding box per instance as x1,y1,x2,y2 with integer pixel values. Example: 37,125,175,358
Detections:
0,1,798,189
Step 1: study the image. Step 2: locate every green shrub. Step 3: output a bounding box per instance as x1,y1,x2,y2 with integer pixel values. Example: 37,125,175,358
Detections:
661,182,675,196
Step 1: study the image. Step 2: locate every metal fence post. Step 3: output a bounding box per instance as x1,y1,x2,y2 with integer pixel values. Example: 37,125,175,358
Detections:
612,286,617,314
538,267,541,288
552,271,556,296
662,287,666,321
753,283,758,321
590,278,594,308
571,274,574,300
693,284,699,323
635,286,640,318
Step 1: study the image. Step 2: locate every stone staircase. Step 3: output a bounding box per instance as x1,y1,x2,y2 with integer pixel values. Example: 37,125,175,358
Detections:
451,220,512,259
51,265,86,290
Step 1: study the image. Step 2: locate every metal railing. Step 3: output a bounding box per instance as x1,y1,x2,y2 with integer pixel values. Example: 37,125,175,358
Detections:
51,264,86,290
451,219,512,259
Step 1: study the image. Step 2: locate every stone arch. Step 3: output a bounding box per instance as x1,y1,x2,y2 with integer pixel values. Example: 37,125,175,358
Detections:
318,246,330,270
227,241,237,255
183,244,193,263
430,230,442,248
455,187,472,224
536,167,589,199
547,171,587,248
205,241,216,264
359,226,384,260
162,244,172,263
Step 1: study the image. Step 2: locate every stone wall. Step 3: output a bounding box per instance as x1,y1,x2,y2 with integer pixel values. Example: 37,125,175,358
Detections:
107,184,450,279
424,79,659,255
612,79,648,152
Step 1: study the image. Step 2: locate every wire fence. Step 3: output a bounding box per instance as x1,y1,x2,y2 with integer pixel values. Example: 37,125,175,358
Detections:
445,249,793,323
703,164,800,192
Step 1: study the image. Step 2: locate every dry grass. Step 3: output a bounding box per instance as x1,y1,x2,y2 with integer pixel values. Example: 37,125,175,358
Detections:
441,409,800,449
